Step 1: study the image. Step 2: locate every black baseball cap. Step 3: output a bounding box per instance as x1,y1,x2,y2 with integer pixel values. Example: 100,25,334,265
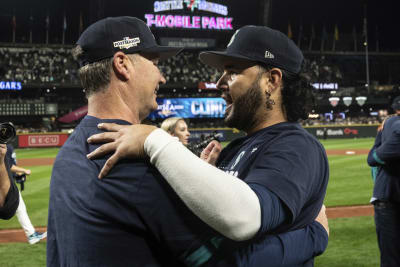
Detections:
76,16,182,67
199,25,304,74
392,96,400,110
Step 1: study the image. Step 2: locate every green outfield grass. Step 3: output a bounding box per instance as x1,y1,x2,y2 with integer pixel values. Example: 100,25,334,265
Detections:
320,137,374,150
0,243,46,267
15,147,60,159
325,154,373,206
315,216,379,267
321,138,375,207
0,138,380,266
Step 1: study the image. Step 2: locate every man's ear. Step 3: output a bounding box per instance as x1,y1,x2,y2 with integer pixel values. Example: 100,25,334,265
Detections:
269,68,283,90
112,52,131,81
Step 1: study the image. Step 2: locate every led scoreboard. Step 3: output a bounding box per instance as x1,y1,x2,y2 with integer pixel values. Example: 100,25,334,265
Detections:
145,0,233,30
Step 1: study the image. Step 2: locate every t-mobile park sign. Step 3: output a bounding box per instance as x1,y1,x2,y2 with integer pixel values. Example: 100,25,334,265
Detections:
145,0,233,30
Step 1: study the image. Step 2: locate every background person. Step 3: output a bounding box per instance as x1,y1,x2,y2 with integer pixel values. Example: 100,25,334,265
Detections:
160,117,190,146
367,96,400,267
6,144,47,244
0,144,19,220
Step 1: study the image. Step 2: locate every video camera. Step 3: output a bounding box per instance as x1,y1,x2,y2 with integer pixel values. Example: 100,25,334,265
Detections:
188,132,223,156
0,122,16,144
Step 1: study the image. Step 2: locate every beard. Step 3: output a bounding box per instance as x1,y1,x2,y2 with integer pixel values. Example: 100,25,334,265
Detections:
224,79,264,132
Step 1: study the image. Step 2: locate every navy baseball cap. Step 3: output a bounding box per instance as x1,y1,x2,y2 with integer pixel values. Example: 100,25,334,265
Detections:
392,96,400,110
76,16,182,67
199,25,304,74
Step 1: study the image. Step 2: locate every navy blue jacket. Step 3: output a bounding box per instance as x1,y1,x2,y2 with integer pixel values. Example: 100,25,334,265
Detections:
368,116,400,203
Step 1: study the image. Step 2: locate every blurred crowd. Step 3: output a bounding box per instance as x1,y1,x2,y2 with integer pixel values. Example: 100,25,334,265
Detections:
0,47,78,84
159,52,222,84
0,47,223,86
0,46,399,88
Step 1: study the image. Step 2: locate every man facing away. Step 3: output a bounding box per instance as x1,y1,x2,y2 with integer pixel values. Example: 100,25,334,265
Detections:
85,24,330,266
367,96,400,267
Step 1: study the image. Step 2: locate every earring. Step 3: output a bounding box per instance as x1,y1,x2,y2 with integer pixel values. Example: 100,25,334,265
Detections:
265,91,275,110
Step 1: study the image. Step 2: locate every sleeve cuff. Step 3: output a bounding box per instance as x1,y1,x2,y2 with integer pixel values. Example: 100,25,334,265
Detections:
373,150,385,165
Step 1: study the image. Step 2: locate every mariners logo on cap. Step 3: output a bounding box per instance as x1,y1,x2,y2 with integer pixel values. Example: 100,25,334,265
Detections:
113,37,141,49
227,30,239,47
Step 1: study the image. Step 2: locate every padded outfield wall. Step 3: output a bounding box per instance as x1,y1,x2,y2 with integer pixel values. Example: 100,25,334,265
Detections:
11,125,380,148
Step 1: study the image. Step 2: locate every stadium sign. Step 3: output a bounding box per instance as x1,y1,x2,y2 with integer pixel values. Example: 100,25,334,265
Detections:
145,0,233,30
0,81,22,90
149,97,226,119
154,0,228,15
312,83,338,90
198,82,217,89
18,134,70,148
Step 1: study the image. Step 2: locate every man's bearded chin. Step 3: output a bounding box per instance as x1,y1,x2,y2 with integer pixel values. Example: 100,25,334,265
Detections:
224,82,264,132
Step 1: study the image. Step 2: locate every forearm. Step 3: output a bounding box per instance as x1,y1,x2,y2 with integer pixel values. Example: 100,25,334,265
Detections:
278,221,329,265
0,163,10,207
145,129,261,241
10,165,29,175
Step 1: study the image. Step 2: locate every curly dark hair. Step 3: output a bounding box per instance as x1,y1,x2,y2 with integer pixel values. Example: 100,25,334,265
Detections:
259,61,315,122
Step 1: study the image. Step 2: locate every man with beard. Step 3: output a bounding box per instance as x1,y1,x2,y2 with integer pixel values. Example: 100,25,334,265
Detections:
87,25,329,266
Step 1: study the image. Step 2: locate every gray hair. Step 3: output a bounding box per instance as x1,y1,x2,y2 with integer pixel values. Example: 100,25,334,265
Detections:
72,45,138,98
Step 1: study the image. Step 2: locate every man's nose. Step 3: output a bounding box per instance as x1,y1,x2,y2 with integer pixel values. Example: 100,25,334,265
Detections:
216,73,228,92
160,74,166,84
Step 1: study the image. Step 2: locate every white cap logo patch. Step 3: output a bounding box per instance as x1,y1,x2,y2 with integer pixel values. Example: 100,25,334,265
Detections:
265,50,274,59
113,37,141,49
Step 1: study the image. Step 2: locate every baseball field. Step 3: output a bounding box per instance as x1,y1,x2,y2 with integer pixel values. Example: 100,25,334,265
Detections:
0,138,379,266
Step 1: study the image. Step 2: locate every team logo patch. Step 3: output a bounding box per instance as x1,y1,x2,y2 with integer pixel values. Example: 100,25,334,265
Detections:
343,97,352,107
231,151,246,170
264,50,274,59
227,30,239,47
113,37,141,49
356,96,367,106
329,97,340,107
184,0,201,12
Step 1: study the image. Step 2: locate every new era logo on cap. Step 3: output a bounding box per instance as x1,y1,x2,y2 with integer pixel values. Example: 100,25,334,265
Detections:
264,50,274,59
113,37,141,49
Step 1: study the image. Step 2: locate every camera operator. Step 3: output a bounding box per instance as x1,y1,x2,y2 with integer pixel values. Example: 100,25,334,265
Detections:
6,144,47,244
0,124,19,219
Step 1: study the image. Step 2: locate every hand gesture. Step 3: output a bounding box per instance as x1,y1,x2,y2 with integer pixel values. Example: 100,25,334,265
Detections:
200,140,222,166
87,123,157,178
